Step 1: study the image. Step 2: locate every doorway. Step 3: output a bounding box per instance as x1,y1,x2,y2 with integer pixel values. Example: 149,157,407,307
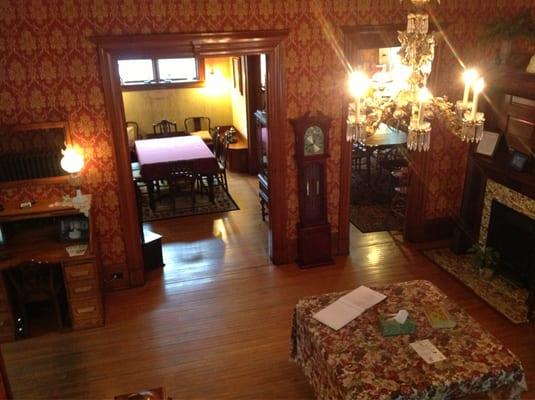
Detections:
95,31,289,286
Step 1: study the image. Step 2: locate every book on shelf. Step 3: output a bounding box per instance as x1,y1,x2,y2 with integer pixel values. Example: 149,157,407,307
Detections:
424,304,456,329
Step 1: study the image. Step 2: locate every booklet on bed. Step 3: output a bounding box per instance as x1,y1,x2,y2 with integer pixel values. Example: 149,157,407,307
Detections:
313,286,386,330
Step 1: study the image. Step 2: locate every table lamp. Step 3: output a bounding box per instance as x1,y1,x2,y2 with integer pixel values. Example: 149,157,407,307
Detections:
60,147,84,198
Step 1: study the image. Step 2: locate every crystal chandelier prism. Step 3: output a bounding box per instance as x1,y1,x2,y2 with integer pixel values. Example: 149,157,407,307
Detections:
346,0,485,151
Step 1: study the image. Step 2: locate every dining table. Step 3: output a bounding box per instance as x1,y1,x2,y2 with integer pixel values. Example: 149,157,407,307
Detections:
135,135,219,210
357,123,407,187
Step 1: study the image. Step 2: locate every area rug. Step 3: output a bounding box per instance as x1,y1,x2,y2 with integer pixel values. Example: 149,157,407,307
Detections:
424,248,530,324
350,161,404,233
139,183,239,222
350,203,403,233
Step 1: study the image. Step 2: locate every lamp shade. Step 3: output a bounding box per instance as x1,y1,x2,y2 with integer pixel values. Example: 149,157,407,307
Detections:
61,147,84,174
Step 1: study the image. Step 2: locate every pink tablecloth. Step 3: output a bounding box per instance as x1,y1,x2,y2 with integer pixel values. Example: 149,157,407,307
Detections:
135,136,218,181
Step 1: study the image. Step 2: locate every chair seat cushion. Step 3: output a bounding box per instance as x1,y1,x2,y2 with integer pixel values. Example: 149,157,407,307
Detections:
190,130,212,141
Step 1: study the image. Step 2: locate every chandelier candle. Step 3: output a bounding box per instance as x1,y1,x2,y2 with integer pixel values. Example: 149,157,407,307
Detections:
348,71,369,121
471,78,485,120
345,0,485,149
462,69,478,106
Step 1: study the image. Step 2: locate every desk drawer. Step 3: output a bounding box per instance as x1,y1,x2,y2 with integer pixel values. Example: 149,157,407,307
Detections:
64,263,96,282
71,297,102,322
68,279,98,300
72,315,103,330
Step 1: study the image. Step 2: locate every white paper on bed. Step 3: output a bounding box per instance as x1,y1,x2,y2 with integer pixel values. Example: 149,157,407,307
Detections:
313,286,386,330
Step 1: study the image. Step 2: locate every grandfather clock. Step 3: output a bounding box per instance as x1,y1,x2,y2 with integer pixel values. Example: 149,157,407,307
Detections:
290,111,333,267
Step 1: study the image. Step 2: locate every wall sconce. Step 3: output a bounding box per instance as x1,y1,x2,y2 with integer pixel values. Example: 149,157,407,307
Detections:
61,147,84,198
205,67,228,95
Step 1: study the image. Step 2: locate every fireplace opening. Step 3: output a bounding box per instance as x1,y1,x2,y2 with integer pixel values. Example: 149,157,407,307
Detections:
486,200,535,288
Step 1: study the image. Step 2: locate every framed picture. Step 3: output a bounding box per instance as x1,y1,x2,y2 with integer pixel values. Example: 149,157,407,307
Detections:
476,131,501,157
59,216,89,242
232,57,243,95
508,150,529,172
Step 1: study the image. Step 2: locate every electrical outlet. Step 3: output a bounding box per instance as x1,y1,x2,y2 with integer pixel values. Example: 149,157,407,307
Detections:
111,272,123,280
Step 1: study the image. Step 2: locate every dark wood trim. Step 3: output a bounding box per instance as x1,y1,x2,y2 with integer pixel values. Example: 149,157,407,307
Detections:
0,345,12,399
245,55,261,175
121,81,205,92
0,120,72,190
97,46,143,287
404,150,429,241
96,30,290,286
338,24,448,252
265,44,289,264
0,175,70,190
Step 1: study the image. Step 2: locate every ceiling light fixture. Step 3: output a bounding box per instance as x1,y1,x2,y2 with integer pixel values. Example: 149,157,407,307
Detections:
346,0,486,151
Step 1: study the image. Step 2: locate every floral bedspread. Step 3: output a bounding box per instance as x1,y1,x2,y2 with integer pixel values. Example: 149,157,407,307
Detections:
290,280,527,400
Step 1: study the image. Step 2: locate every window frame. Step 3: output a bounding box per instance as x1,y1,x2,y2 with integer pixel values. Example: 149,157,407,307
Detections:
119,54,205,91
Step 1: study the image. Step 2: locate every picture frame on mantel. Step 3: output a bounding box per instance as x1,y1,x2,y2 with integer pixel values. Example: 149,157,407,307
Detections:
508,150,529,172
476,130,501,157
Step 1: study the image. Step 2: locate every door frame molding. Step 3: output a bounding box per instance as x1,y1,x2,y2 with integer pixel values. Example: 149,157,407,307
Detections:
94,30,290,286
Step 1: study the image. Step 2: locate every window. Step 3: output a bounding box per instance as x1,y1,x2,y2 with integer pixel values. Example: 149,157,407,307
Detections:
118,56,203,89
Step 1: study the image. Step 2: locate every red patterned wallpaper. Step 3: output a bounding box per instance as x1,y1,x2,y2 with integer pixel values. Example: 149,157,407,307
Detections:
0,0,533,279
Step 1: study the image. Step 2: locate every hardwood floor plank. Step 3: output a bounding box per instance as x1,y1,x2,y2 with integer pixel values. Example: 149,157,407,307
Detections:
1,172,533,399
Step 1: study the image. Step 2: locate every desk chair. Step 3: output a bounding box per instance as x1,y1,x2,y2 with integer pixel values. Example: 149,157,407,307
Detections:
152,120,179,137
5,262,65,337
184,117,213,143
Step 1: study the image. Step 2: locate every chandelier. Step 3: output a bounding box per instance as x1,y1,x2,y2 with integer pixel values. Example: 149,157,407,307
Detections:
346,0,486,151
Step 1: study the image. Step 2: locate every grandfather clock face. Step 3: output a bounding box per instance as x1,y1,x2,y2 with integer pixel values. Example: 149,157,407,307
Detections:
304,125,325,155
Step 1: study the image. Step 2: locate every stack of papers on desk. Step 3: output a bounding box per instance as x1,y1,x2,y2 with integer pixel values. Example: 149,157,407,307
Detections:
313,286,386,330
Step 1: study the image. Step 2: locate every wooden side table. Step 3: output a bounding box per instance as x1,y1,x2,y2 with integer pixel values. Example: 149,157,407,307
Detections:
228,134,248,173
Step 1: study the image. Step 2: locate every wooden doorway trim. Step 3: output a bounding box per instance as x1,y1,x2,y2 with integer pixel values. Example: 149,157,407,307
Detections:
95,30,290,286
338,25,446,254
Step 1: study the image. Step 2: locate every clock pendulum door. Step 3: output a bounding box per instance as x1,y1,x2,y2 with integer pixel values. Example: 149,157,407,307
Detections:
291,111,334,268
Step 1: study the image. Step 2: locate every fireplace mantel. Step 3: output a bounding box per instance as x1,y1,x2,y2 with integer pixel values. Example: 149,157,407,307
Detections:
452,151,535,253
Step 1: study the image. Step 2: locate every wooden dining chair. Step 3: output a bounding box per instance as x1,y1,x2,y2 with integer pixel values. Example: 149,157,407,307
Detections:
152,120,178,136
184,117,213,144
197,132,230,198
184,117,211,133
165,163,196,211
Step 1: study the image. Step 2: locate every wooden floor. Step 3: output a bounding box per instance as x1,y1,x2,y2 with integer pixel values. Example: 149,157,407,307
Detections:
2,172,534,399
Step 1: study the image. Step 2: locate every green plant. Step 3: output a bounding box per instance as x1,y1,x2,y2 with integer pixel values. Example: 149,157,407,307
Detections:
468,245,500,270
483,10,535,40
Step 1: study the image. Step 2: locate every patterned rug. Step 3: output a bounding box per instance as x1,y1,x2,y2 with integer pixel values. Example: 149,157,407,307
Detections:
350,203,403,233
424,248,530,324
139,183,239,222
350,159,404,233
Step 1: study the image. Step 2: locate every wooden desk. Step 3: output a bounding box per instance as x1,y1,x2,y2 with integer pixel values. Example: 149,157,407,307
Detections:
0,197,103,342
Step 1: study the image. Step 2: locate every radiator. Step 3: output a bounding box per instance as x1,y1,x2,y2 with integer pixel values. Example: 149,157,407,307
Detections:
0,152,65,182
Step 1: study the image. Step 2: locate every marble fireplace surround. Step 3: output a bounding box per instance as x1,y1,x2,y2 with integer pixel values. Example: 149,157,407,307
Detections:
478,179,535,247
